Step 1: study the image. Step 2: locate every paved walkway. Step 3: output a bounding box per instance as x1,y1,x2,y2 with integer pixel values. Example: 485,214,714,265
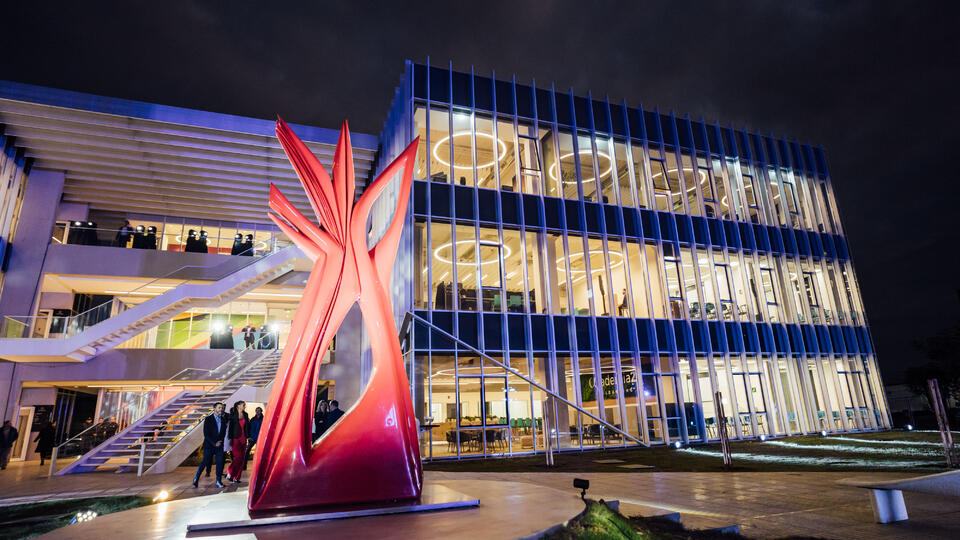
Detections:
2,462,957,539
0,460,243,507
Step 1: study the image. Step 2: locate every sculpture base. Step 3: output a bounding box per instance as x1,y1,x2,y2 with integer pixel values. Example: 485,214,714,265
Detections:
186,484,479,534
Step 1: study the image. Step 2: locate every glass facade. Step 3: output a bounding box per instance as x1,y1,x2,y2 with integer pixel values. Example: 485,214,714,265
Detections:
373,62,887,459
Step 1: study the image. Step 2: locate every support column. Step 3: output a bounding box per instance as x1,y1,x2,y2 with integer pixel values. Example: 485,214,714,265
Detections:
0,169,65,317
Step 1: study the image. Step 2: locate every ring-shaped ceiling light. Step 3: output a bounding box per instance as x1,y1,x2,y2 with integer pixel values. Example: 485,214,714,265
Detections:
555,249,625,274
650,167,709,193
547,150,614,184
433,240,513,266
432,131,508,170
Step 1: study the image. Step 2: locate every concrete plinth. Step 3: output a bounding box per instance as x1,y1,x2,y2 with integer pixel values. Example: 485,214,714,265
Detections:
186,484,478,534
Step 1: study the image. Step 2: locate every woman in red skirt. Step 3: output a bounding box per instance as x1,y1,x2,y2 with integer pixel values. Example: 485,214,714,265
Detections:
225,400,249,483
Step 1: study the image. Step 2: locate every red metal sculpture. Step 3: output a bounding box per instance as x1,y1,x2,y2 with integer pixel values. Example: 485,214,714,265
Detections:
247,118,421,512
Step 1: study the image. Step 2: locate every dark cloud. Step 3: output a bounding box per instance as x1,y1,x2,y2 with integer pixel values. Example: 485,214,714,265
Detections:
3,0,958,382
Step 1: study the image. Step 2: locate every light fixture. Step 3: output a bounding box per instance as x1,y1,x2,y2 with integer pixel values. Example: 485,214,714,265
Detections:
152,490,169,502
820,430,828,437
212,323,225,333
759,434,767,442
905,424,914,431
432,132,508,170
432,240,512,266
673,440,683,449
547,150,613,184
74,510,98,523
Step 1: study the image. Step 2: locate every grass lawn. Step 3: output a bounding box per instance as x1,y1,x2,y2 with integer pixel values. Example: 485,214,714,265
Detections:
424,430,950,474
0,495,153,540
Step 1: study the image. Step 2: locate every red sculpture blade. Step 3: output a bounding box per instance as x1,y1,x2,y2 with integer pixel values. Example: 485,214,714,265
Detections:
247,117,421,512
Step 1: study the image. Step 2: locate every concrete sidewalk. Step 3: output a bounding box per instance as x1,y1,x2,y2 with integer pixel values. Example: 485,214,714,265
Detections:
4,462,959,538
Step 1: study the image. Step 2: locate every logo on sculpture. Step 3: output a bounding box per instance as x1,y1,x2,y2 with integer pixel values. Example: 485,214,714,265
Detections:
247,118,421,512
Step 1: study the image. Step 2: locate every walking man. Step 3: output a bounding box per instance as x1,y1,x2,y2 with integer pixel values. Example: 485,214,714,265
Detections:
193,402,227,488
0,421,19,469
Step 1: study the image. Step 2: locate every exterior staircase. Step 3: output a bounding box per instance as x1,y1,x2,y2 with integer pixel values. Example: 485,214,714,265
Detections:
0,246,301,362
58,349,282,475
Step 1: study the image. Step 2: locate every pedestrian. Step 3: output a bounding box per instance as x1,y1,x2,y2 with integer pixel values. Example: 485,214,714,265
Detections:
242,324,256,349
325,400,345,431
34,421,56,466
225,401,249,483
115,220,133,247
0,420,19,469
245,407,263,469
314,400,329,439
192,403,227,488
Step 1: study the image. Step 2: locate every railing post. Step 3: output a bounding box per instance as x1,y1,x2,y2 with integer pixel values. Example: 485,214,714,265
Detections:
48,447,58,477
137,441,146,477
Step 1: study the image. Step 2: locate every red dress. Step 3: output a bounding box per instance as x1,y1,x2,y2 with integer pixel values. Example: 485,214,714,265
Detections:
228,417,247,479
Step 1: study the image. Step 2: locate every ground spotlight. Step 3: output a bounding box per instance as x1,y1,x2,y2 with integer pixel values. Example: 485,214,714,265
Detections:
573,478,590,501
820,430,828,437
759,434,767,442
673,440,683,449
153,490,169,502
74,510,98,523
905,424,914,431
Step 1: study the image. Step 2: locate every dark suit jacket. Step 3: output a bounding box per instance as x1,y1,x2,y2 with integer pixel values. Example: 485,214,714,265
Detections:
202,413,227,450
0,426,18,448
325,408,345,429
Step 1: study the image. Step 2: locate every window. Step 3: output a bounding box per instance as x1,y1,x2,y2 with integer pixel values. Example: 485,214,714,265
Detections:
630,143,651,209
474,116,496,188
614,141,633,208
496,117,517,192
517,124,542,195
663,255,684,319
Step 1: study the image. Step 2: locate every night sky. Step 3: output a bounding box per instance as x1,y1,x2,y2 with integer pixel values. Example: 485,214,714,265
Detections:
3,1,958,383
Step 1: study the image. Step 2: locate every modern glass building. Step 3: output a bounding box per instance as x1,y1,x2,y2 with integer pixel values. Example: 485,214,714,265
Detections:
371,61,889,459
0,60,888,469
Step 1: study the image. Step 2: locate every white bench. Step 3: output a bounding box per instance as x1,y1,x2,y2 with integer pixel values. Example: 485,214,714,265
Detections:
839,470,960,523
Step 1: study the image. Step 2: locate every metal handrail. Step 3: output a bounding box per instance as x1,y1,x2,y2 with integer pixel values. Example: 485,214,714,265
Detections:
3,243,293,338
145,344,282,458
48,421,111,476
407,312,647,447
133,326,287,409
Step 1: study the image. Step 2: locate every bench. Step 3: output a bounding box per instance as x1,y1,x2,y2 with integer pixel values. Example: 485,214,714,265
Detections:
838,470,960,523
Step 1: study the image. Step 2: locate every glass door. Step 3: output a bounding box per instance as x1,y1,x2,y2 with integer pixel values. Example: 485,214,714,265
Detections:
457,375,508,456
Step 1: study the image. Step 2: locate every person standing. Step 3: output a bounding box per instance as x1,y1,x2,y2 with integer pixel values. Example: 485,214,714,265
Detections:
245,407,263,469
34,421,56,466
225,401,249,483
242,324,256,349
314,400,329,440
0,421,19,469
325,400,345,431
193,402,227,488
115,220,133,247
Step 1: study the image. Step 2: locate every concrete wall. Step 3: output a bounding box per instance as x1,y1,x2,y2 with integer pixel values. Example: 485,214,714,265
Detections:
42,243,260,281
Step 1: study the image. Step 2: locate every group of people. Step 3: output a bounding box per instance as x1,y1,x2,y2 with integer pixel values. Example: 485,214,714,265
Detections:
113,220,158,249
193,401,264,488
312,399,344,441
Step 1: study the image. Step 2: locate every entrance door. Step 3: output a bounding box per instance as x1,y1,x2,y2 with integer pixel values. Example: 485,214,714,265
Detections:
11,406,34,461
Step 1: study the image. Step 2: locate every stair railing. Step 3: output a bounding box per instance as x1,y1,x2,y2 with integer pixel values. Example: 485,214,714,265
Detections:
142,342,283,457
408,312,647,448
1,243,297,339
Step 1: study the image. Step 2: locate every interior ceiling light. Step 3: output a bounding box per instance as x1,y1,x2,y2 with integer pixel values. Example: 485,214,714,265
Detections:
433,240,512,266
432,132,508,170
547,150,613,184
